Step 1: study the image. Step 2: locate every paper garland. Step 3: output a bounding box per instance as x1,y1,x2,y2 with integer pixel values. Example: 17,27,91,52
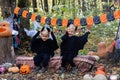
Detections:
14,7,120,27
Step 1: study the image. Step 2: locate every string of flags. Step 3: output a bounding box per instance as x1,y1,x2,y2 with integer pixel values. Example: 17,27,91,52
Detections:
14,7,120,27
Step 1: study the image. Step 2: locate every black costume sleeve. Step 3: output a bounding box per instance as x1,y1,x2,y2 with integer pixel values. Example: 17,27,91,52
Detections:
61,32,69,41
30,31,40,53
78,32,90,49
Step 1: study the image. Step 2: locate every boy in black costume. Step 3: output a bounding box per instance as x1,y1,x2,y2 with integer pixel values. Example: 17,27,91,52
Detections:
60,24,91,74
31,25,59,73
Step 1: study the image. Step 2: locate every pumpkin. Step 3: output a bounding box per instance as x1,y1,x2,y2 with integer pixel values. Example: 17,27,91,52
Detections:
8,66,19,73
86,16,94,27
20,65,30,74
74,18,80,26
22,10,28,18
62,19,68,27
40,16,46,24
95,64,106,75
31,14,37,21
51,18,57,26
97,42,107,58
14,7,20,14
0,21,12,37
100,14,107,23
114,10,120,19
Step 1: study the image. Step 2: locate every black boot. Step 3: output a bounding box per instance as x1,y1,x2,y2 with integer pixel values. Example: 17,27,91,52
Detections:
39,67,47,73
71,67,78,74
59,67,65,74
33,66,41,72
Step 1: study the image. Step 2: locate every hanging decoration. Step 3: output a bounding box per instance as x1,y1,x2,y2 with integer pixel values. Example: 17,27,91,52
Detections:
74,18,80,26
62,19,68,27
13,7,120,27
86,16,94,27
51,18,57,26
100,14,107,23
40,16,46,24
114,10,120,19
93,16,101,24
22,10,28,18
31,14,37,21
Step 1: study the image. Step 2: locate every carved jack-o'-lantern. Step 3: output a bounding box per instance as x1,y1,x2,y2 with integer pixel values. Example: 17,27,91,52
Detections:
0,21,12,37
20,65,30,74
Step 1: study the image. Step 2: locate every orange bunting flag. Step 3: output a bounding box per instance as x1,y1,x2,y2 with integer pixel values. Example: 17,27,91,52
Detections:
62,19,68,27
86,16,94,27
40,16,46,24
114,10,120,19
22,10,28,18
51,18,57,26
31,14,37,21
100,14,107,23
14,7,20,15
74,18,80,26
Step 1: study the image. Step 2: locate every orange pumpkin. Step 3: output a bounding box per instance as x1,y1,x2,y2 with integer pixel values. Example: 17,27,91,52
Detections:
62,19,68,27
51,18,57,26
74,18,80,26
95,64,106,75
95,70,106,75
22,10,28,18
114,10,120,19
14,7,20,14
20,65,30,74
31,14,37,21
86,16,94,27
97,42,107,58
0,21,12,37
40,16,46,24
100,14,108,23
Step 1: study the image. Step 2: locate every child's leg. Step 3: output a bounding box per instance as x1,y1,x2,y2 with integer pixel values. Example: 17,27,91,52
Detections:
67,54,77,74
33,55,42,67
40,54,50,73
67,54,76,67
59,54,68,73
61,54,68,67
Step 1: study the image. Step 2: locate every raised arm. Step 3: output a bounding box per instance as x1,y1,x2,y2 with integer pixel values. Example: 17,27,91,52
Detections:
61,32,69,41
78,31,90,50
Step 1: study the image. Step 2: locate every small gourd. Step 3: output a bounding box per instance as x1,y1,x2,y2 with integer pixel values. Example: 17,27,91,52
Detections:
20,64,30,74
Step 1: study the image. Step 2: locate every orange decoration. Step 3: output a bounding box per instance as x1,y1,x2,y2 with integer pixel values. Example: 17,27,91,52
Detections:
86,16,94,27
14,7,20,14
74,18,80,26
41,16,46,24
100,14,107,23
20,65,30,74
22,10,28,18
114,10,120,19
95,64,106,75
95,70,106,75
31,14,37,21
62,19,68,27
51,18,57,26
0,21,12,37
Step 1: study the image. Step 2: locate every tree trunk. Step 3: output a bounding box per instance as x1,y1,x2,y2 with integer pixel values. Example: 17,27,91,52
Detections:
44,0,48,12
72,0,75,18
0,0,16,64
32,0,38,12
18,0,31,52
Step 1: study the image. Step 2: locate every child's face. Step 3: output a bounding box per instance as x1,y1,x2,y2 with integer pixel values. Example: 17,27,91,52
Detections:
41,31,49,41
67,26,75,37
